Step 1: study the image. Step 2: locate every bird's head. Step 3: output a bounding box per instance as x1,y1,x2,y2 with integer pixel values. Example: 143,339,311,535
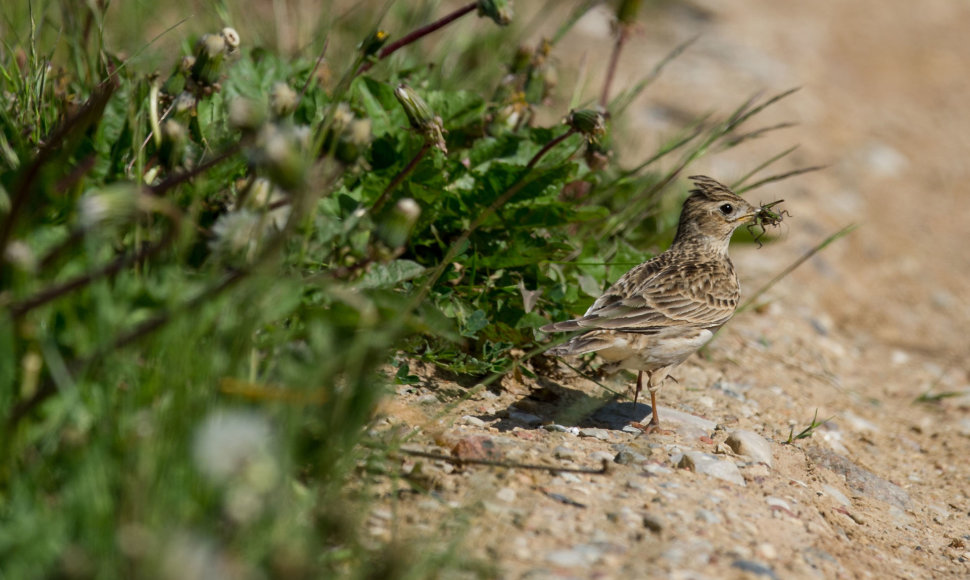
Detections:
672,175,758,252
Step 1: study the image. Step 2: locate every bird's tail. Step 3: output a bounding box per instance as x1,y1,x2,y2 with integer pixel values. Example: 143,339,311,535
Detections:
546,332,614,357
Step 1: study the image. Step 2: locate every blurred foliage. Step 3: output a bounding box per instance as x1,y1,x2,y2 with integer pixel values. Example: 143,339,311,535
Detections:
0,0,801,577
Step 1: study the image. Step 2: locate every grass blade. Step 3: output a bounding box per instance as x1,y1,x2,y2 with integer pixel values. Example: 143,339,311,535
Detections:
739,223,857,313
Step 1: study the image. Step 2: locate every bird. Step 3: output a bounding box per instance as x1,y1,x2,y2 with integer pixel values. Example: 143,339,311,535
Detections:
540,175,761,430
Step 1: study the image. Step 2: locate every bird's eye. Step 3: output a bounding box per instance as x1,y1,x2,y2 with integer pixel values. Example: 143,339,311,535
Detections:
719,203,734,215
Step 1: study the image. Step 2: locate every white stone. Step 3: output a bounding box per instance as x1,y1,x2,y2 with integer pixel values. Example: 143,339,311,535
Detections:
678,451,745,486
725,430,773,467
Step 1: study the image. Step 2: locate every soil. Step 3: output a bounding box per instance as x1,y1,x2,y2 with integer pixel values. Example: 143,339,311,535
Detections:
367,1,970,578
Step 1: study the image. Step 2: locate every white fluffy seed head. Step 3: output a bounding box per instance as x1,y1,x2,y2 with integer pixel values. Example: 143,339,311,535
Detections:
220,27,241,49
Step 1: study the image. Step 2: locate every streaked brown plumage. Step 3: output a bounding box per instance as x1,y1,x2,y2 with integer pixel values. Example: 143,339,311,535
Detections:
541,175,760,429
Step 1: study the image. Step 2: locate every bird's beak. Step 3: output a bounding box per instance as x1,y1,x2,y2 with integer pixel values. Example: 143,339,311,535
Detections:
738,209,759,222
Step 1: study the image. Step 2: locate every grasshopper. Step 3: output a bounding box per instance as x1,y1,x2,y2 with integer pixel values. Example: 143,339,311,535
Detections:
747,199,791,248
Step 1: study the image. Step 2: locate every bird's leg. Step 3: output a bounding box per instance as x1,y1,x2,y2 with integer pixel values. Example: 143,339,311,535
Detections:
635,372,673,435
634,371,643,406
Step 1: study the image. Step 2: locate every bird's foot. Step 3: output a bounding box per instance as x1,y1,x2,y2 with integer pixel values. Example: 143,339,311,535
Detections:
629,419,675,436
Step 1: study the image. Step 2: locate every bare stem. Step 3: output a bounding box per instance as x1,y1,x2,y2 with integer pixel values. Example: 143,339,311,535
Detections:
371,141,431,213
299,38,330,102
148,143,242,196
600,24,629,107
359,2,477,73
9,223,179,319
0,81,116,259
6,269,246,429
527,128,577,170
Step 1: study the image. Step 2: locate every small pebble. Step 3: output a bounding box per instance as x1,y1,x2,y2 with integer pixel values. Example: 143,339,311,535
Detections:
644,464,673,476
820,484,852,507
765,496,792,512
695,508,721,524
678,451,745,486
509,410,542,427
553,445,577,460
613,445,648,465
545,549,587,568
496,487,517,502
725,430,773,467
731,559,779,580
460,415,487,428
625,479,657,494
659,408,717,439
590,451,614,463
756,543,778,560
642,513,664,534
578,427,611,440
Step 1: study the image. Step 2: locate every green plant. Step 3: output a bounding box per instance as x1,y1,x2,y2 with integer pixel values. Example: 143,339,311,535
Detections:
0,0,816,577
785,409,834,443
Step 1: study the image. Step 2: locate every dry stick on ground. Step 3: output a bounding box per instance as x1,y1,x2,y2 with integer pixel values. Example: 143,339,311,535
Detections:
397,448,610,475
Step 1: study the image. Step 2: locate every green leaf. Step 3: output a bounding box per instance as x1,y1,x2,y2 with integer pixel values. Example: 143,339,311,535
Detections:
460,309,489,338
357,260,427,289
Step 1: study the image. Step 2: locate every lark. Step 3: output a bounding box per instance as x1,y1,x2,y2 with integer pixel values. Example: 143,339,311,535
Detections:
541,175,762,430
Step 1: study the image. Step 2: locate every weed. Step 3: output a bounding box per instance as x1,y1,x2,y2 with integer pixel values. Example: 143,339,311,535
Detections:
785,409,834,443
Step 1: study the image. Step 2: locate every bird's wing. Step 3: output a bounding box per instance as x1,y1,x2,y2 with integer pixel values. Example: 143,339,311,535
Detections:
542,258,738,333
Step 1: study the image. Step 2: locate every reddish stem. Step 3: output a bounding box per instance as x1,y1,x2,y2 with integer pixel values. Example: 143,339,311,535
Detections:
600,25,630,107
359,2,477,73
371,141,431,213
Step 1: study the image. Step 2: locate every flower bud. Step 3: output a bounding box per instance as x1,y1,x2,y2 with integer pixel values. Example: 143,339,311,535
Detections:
246,177,291,231
252,124,307,191
477,0,514,26
358,29,389,57
220,27,241,53
4,241,36,273
393,84,447,153
191,34,226,85
228,98,268,133
322,105,372,165
209,210,264,265
159,119,188,169
78,183,141,228
617,0,643,25
269,82,298,118
565,108,608,144
376,198,421,249
173,91,197,114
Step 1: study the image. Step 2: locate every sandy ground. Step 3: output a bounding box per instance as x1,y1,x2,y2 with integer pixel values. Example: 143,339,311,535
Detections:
367,1,970,578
